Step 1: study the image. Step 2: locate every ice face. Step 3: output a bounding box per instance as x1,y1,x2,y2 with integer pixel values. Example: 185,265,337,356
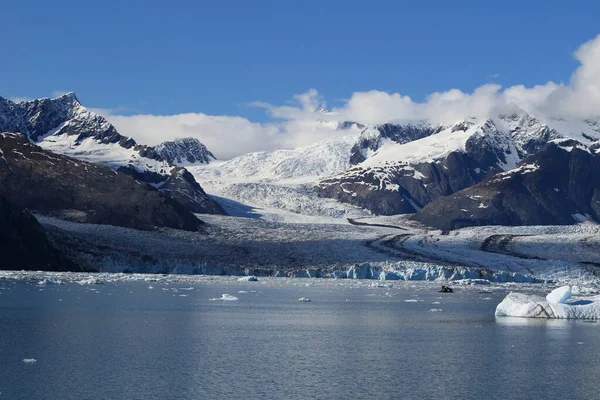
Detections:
546,286,572,304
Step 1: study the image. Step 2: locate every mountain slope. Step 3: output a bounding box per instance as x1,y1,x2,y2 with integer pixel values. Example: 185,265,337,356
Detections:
0,94,225,215
0,195,79,271
0,132,203,231
412,140,600,230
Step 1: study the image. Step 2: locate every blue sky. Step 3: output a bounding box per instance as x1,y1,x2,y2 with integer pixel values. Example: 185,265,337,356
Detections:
3,0,600,121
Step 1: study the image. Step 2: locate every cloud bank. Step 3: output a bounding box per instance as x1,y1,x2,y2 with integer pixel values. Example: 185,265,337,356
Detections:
96,34,600,160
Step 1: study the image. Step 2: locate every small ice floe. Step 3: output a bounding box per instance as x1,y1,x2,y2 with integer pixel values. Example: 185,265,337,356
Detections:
209,294,239,301
147,286,154,290
22,358,37,364
429,309,443,312
298,297,311,302
238,291,248,294
404,299,419,303
239,276,258,282
495,286,600,319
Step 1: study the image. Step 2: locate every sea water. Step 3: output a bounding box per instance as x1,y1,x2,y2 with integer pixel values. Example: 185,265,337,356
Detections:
1,277,599,399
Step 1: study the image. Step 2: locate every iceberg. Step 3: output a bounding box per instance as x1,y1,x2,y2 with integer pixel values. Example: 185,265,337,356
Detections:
238,276,258,282
495,286,600,319
298,297,311,302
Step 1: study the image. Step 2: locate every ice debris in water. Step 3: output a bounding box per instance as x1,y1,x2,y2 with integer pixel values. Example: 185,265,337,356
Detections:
454,279,491,286
298,297,311,302
22,359,37,364
77,278,102,285
495,285,600,319
429,309,443,312
239,276,258,282
209,294,239,301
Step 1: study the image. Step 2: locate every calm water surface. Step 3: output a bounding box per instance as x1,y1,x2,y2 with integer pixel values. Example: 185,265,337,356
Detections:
1,278,599,400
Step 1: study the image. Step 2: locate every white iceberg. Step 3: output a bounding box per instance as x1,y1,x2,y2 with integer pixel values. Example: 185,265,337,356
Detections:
546,286,571,304
495,286,600,319
298,297,311,302
22,358,37,364
238,276,258,282
209,294,239,301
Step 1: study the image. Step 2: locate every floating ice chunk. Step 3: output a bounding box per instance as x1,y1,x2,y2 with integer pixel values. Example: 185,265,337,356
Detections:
429,309,443,312
495,290,600,319
404,299,419,302
546,286,571,304
298,297,311,302
22,358,37,364
238,276,258,282
238,291,248,294
209,294,239,301
147,286,154,289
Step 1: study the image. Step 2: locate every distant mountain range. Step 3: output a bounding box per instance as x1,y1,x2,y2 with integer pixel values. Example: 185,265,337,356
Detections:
3,92,600,236
315,110,600,227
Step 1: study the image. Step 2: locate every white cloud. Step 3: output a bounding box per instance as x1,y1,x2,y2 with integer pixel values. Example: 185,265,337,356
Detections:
94,34,600,160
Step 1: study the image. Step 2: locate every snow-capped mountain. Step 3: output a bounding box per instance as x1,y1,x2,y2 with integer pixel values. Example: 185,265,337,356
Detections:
0,94,225,214
316,110,600,216
155,137,216,165
413,139,600,229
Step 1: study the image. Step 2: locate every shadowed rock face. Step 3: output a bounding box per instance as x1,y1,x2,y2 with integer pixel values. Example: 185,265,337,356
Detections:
0,196,78,271
316,148,502,215
0,133,203,231
412,140,600,230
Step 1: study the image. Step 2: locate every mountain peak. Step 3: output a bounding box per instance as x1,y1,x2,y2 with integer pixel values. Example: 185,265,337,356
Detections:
154,137,216,165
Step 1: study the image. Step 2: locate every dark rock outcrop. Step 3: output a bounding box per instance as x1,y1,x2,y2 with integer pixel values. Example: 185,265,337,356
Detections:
0,133,203,231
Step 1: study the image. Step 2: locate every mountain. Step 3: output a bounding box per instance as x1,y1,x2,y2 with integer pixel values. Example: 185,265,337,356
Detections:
0,132,203,231
155,137,216,165
0,195,79,271
191,134,360,184
316,111,600,215
0,94,225,215
412,140,600,230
